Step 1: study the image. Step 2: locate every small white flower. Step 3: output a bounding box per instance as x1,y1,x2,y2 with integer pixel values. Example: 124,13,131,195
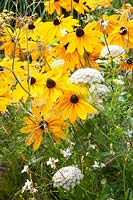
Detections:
46,157,59,169
22,179,32,193
60,29,67,37
92,161,105,169
60,147,72,158
92,161,100,169
100,163,106,168
52,166,84,191
24,179,32,189
90,144,97,149
100,45,125,58
21,165,29,173
100,19,109,30
32,188,38,193
85,152,89,156
69,68,104,84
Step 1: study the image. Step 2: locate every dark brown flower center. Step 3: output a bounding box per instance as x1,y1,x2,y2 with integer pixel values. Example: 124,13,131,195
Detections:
20,65,24,69
70,94,79,103
46,78,56,88
0,66,4,71
28,24,35,30
39,121,48,130
28,76,36,85
53,18,60,25
73,0,79,2
76,28,84,37
119,27,127,35
127,58,133,64
64,43,69,50
54,0,59,1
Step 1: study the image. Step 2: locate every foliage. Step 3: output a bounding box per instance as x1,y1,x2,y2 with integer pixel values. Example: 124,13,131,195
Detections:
0,0,133,200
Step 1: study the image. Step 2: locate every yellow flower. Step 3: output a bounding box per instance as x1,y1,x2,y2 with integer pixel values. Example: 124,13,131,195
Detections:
72,0,90,14
61,25,102,55
0,83,12,112
38,15,79,42
118,58,133,71
44,0,67,16
42,68,69,104
54,43,81,71
107,20,133,48
20,105,67,151
19,17,43,42
12,68,44,102
86,0,112,11
0,27,22,58
94,15,119,34
56,91,96,123
0,60,14,86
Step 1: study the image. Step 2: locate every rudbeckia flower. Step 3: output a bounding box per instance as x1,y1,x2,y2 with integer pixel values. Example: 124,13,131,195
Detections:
56,91,96,123
12,68,44,102
107,20,133,48
0,60,14,86
0,27,22,58
118,58,133,70
94,15,119,34
19,17,43,42
42,68,69,104
20,106,67,151
0,58,29,81
71,0,90,14
0,83,12,112
86,0,112,11
61,25,102,55
38,16,79,42
54,43,81,71
44,0,67,16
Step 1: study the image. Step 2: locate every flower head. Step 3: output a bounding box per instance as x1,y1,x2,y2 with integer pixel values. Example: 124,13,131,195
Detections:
107,20,133,48
56,90,96,123
100,45,125,58
61,25,102,55
69,68,104,84
52,166,84,191
20,106,67,151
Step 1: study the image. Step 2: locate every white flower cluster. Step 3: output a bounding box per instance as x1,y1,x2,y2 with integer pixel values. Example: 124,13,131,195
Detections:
89,83,110,97
69,68,104,84
52,166,84,191
100,45,125,58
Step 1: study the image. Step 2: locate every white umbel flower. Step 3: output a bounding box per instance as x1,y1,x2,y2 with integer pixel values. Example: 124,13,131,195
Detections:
89,84,110,97
69,68,104,84
100,45,125,58
52,166,84,191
